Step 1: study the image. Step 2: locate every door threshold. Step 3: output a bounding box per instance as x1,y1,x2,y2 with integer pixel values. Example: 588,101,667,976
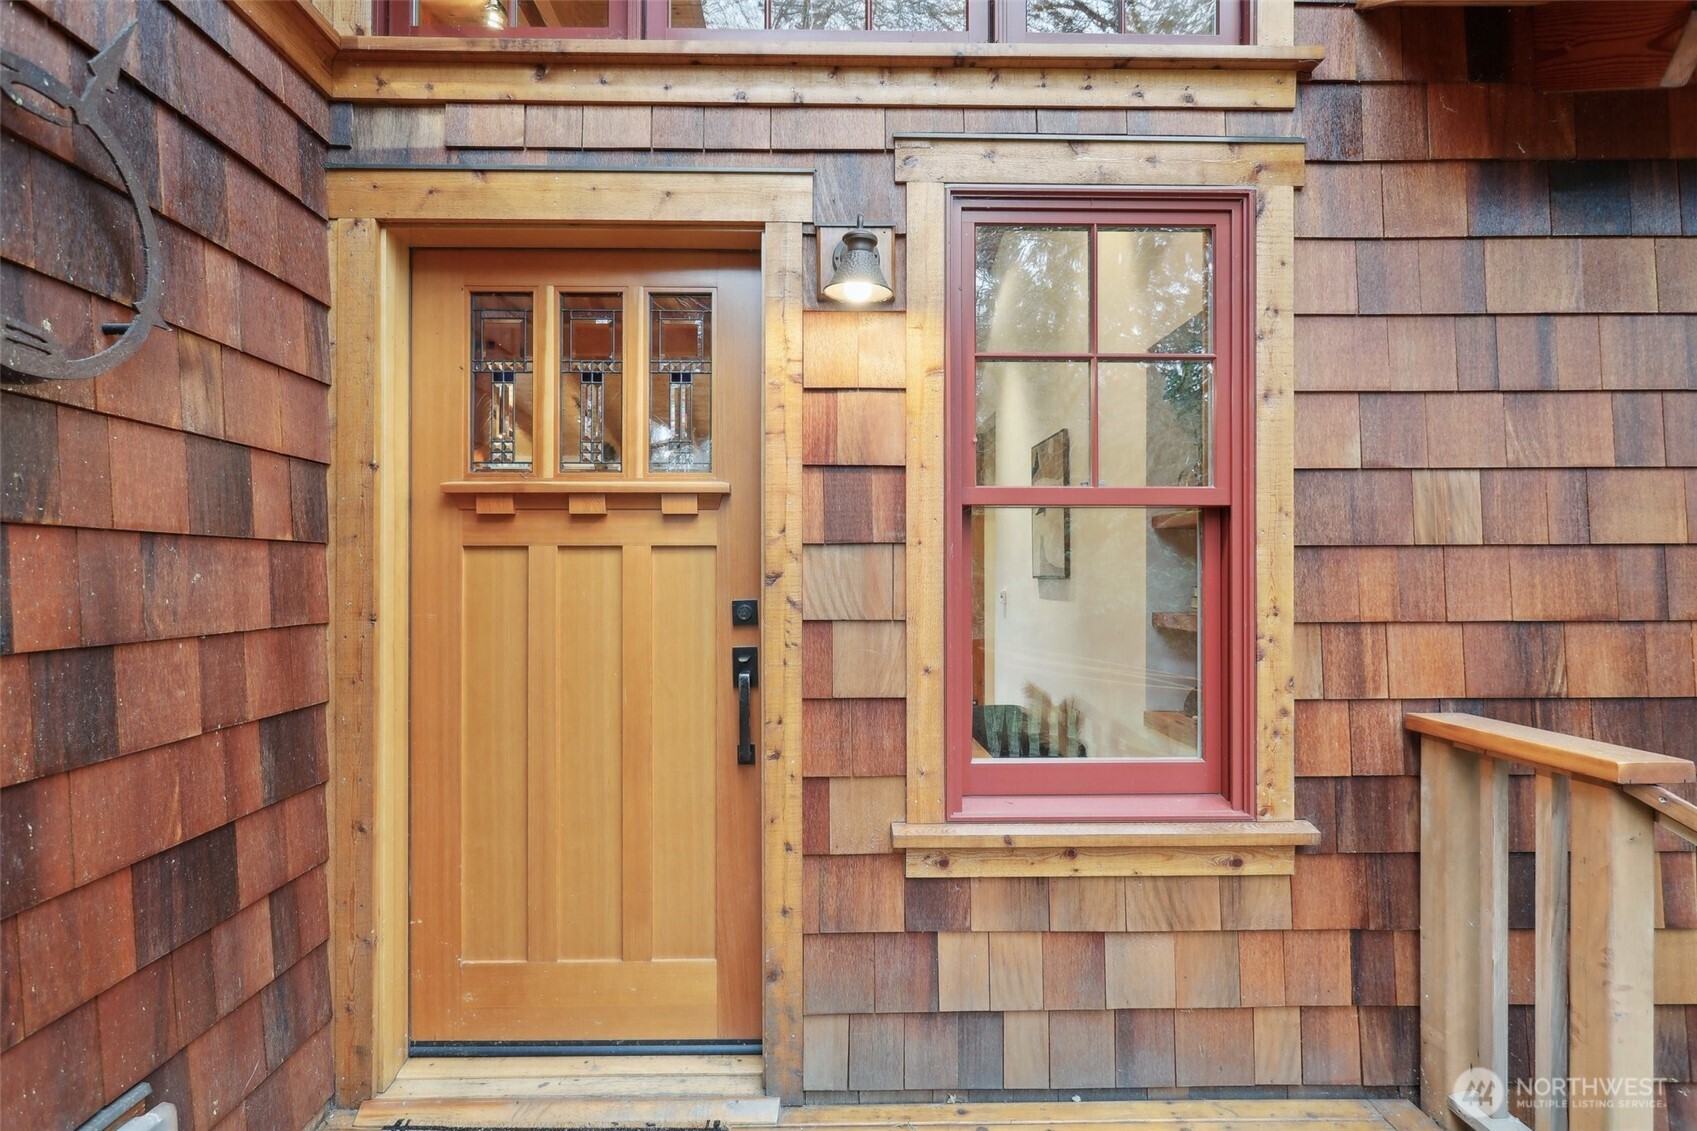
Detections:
412,1039,763,1057
355,1052,778,1128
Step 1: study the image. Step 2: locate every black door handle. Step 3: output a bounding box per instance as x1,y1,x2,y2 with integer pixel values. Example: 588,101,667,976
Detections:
732,646,758,765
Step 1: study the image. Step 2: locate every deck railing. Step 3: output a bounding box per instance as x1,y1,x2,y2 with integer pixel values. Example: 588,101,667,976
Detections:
1407,712,1697,1131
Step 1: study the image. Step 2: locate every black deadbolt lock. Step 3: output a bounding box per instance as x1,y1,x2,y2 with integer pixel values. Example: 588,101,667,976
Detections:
731,599,759,626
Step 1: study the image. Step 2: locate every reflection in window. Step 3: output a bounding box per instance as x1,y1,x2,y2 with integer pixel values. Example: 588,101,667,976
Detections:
411,0,615,30
470,293,534,473
1026,0,1216,35
671,0,967,30
649,294,714,472
970,507,1202,760
560,295,623,472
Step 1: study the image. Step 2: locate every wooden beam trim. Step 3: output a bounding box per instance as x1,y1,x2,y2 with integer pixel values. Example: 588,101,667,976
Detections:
332,61,1296,109
326,170,815,223
335,35,1324,70
759,221,808,1105
227,0,340,95
902,844,1297,878
893,138,1306,186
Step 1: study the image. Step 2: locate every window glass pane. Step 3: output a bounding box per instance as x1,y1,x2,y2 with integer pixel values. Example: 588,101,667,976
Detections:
976,226,1090,355
873,0,967,31
675,0,763,28
1126,0,1216,35
1098,361,1212,487
969,507,1202,760
560,294,623,472
414,0,611,30
649,294,713,472
1026,0,1116,33
772,0,863,29
471,293,534,472
975,362,1090,487
1097,227,1212,355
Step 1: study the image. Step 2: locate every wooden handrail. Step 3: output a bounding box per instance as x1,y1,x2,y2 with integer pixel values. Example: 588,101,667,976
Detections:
1405,712,1695,785
1623,784,1697,847
1410,713,1680,1131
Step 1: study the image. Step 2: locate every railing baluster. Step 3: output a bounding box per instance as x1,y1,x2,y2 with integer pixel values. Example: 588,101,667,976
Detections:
1567,780,1656,1131
1534,772,1570,1131
1422,735,1488,1128
1479,757,1511,1095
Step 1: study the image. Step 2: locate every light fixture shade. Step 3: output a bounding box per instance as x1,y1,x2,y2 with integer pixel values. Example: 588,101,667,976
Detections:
482,0,507,28
823,218,893,305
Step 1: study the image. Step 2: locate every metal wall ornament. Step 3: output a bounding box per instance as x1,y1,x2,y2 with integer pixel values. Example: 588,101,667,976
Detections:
1,22,166,385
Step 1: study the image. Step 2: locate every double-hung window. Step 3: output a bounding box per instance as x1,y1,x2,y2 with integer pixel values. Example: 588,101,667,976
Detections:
947,190,1254,821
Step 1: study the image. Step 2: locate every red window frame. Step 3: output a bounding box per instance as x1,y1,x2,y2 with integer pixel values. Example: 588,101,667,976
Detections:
997,0,1247,44
945,188,1255,822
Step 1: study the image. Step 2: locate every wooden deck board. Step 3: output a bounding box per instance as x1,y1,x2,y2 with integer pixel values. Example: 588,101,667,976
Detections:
338,1082,1437,1130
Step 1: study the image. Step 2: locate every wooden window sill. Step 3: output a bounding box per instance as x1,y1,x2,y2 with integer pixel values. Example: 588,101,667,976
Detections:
340,36,1324,72
891,819,1320,878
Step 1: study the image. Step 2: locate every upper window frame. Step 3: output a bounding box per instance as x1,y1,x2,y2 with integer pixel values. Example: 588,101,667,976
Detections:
376,0,1249,43
944,188,1256,823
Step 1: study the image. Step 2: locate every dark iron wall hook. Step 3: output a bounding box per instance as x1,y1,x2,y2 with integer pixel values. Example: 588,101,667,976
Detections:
2,21,167,384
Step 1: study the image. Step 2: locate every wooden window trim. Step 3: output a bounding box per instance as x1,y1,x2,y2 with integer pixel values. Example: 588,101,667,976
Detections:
945,191,1254,822
899,137,1310,876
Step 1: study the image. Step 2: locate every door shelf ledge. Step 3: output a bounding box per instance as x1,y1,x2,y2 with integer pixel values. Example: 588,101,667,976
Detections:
443,478,730,514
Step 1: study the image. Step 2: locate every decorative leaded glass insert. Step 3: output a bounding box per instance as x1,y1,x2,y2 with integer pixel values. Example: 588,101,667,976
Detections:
470,292,534,473
560,294,623,472
649,294,713,473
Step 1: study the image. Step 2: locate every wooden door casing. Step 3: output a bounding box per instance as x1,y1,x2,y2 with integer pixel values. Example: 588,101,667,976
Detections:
409,249,762,1041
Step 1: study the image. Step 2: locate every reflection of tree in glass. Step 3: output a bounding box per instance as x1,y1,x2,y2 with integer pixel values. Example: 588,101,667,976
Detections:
694,0,965,27
1027,0,1215,34
1100,228,1210,351
874,0,966,31
697,0,764,28
1151,323,1210,486
975,227,1088,351
771,0,864,28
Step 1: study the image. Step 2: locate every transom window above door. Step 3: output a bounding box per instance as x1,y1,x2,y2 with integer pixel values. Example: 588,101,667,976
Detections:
468,287,717,477
378,0,1245,42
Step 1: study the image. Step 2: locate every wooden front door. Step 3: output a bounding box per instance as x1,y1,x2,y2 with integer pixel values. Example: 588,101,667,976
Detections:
409,249,762,1042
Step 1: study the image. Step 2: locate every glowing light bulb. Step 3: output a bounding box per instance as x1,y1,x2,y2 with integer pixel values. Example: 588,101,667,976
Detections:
840,279,874,305
482,0,506,27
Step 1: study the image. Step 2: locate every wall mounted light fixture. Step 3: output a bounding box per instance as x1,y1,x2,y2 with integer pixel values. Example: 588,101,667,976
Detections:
482,0,508,28
820,216,894,306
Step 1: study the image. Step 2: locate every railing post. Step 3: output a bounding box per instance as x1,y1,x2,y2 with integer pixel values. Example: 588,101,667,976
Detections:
1421,735,1509,1128
1567,780,1657,1131
1534,772,1571,1131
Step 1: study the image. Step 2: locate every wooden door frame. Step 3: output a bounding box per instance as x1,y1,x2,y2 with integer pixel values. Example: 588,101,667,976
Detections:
326,169,812,1105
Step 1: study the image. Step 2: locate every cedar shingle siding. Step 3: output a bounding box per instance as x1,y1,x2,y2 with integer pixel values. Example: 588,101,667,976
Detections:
1,2,332,1127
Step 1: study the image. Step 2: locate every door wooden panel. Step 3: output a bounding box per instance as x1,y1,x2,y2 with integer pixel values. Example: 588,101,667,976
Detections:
410,249,762,1041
